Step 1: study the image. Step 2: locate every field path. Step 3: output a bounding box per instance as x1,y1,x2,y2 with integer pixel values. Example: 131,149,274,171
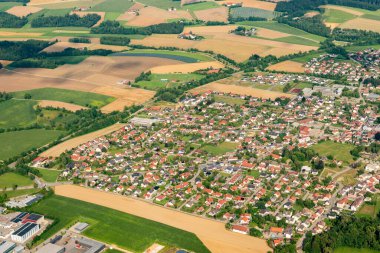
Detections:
55,185,271,253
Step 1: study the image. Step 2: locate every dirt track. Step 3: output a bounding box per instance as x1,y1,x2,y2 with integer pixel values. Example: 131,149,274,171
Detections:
55,185,272,253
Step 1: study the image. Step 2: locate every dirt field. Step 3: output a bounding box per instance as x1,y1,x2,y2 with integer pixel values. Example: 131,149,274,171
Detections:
41,123,126,157
324,22,340,29
132,25,317,62
0,31,43,37
125,6,192,26
0,60,12,66
304,11,320,17
6,6,42,17
191,82,294,99
55,185,271,253
38,100,87,112
149,61,224,74
194,6,228,22
255,28,289,39
71,11,105,27
217,0,276,11
42,41,129,52
267,60,305,73
339,17,380,33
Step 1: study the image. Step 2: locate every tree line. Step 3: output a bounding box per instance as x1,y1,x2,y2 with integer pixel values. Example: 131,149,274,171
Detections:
31,13,101,28
91,20,184,35
100,36,130,46
0,12,28,28
0,40,52,61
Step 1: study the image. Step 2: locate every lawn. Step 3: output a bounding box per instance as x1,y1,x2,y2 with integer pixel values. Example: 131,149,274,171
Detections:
29,195,210,253
37,168,60,182
323,8,357,23
311,141,354,163
12,88,115,107
0,99,37,129
357,195,380,218
0,129,64,161
91,0,134,12
183,1,219,11
334,247,380,253
116,49,214,62
136,73,204,90
202,142,239,156
137,0,182,10
237,21,326,42
0,173,33,189
214,95,245,105
274,36,320,47
6,188,41,198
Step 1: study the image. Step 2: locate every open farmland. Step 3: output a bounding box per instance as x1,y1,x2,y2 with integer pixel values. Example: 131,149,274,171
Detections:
194,6,228,22
191,82,294,99
0,173,33,188
125,6,192,27
132,25,318,62
28,0,105,9
0,129,64,161
42,41,129,53
40,123,126,157
230,7,278,20
6,6,42,17
38,100,87,112
149,61,224,74
137,0,182,10
0,2,21,11
30,194,210,253
54,185,271,253
12,87,115,107
267,60,306,73
36,168,61,182
136,73,204,90
217,0,277,11
0,100,37,129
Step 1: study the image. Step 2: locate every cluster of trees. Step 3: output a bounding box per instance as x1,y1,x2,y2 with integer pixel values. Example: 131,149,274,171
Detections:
277,15,331,37
332,28,380,44
100,36,130,46
282,147,319,171
0,92,12,102
0,40,52,61
342,87,360,98
68,37,90,43
0,12,28,28
228,16,266,23
91,20,184,35
351,142,380,158
31,13,100,28
364,77,380,87
134,71,151,83
9,47,112,69
155,69,234,102
303,214,380,253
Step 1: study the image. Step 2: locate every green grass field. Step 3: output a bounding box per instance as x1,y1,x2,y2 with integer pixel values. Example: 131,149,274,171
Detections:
214,95,245,105
0,2,21,11
0,129,64,161
357,195,380,218
0,99,37,129
33,0,104,9
136,73,203,90
274,35,320,46
292,51,325,63
183,1,219,11
230,7,278,20
89,0,134,12
334,247,380,253
202,142,239,156
237,21,326,42
12,88,115,108
311,141,354,163
6,188,41,198
137,0,182,10
37,168,60,182
116,49,214,62
29,195,210,253
0,173,33,188
322,8,357,23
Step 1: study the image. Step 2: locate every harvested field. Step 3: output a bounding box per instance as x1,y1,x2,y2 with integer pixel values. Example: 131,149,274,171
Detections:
149,61,224,74
217,0,276,11
304,11,320,17
0,31,43,37
6,6,42,17
71,11,105,26
267,60,305,73
41,123,126,157
325,22,340,29
38,100,87,112
191,82,294,99
55,185,271,253
194,6,228,22
256,28,289,39
0,60,12,66
339,18,380,33
132,25,317,62
42,41,128,52
28,0,104,8
126,6,192,26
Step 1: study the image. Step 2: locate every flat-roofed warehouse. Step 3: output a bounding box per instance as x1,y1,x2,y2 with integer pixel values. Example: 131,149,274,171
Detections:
36,243,65,253
11,222,40,243
76,237,105,253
